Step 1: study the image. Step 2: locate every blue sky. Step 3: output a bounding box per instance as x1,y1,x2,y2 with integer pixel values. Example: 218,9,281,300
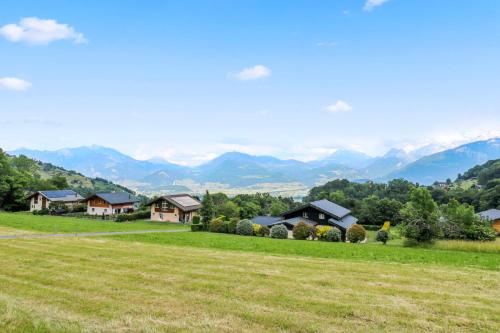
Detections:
1,0,499,165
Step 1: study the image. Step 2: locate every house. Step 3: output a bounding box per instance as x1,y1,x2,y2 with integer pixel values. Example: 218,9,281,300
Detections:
27,190,84,212
478,208,500,234
147,194,202,223
83,192,139,215
252,199,358,240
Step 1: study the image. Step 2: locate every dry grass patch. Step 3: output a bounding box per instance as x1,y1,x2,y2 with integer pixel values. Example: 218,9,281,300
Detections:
0,237,499,332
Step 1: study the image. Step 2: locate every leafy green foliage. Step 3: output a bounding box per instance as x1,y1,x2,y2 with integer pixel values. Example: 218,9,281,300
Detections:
270,224,288,239
114,210,150,222
200,190,215,228
209,217,226,233
257,225,270,237
400,188,439,243
376,230,389,244
325,227,342,242
227,217,239,234
346,224,366,243
235,219,253,236
292,221,311,240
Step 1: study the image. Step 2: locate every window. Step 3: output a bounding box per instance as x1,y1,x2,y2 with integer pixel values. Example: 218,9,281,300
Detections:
319,213,325,219
34,196,38,204
302,212,308,218
104,209,107,213
92,208,95,212
161,201,173,210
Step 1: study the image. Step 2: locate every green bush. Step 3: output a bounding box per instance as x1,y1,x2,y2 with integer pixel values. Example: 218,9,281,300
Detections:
192,215,201,225
33,208,50,215
270,224,288,239
376,230,389,244
236,219,253,236
292,221,311,240
191,224,204,232
325,227,342,242
346,224,366,243
464,224,496,241
257,225,270,237
209,217,226,233
227,217,239,234
114,210,150,222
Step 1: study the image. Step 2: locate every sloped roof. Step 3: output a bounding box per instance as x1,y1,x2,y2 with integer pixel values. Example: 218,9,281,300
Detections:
328,215,358,231
87,192,139,205
282,199,351,219
148,194,202,212
28,190,84,202
251,216,283,226
479,209,500,221
278,217,317,228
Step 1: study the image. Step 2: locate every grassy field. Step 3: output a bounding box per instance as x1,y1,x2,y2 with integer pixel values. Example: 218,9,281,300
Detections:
0,213,499,332
0,212,188,234
110,232,500,270
1,236,499,332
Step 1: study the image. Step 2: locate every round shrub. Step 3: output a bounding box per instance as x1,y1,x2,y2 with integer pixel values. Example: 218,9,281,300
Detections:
324,227,342,242
253,223,262,236
376,230,389,244
192,215,201,225
293,221,311,240
209,217,225,233
236,219,253,236
316,225,333,241
347,224,367,243
227,217,239,234
270,224,288,239
257,225,270,237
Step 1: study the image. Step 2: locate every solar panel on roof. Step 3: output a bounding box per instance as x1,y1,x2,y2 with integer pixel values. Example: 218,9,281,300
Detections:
170,196,200,207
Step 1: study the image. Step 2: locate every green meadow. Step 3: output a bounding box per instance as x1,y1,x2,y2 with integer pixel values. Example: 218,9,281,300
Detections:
0,213,498,332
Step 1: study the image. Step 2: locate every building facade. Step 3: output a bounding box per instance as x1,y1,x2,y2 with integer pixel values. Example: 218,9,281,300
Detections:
27,190,84,212
84,192,139,215
148,194,202,223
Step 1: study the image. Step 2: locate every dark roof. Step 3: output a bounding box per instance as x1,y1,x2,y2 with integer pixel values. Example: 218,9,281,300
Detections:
147,194,202,212
479,209,500,221
277,217,317,228
28,190,84,202
328,215,358,231
251,216,283,226
282,199,351,219
86,192,139,205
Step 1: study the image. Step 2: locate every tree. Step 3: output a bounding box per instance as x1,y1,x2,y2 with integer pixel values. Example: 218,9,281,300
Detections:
48,173,69,189
200,191,215,226
216,201,240,219
400,187,439,243
269,201,287,217
239,201,261,219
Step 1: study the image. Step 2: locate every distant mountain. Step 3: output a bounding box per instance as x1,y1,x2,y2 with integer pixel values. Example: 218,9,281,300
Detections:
11,139,500,194
10,146,188,181
359,148,412,179
315,149,373,169
384,138,500,184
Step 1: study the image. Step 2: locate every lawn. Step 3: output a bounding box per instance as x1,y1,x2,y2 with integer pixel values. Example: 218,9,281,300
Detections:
110,232,500,270
0,212,188,234
0,236,499,332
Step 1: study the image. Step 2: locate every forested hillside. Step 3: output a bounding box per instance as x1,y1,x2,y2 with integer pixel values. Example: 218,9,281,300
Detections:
0,149,135,211
304,159,500,226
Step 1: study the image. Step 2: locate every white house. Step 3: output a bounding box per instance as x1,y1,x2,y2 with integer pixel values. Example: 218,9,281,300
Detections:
27,190,84,212
83,192,139,215
148,194,202,222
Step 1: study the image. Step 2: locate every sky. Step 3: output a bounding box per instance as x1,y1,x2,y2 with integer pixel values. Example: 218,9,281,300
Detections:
1,0,499,165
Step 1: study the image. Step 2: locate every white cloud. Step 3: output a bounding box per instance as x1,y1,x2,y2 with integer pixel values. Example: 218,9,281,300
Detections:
325,100,353,113
0,77,32,91
363,0,390,11
0,17,86,45
228,65,271,81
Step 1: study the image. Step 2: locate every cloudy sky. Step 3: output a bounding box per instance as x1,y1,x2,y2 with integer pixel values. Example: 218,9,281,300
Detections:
1,0,499,165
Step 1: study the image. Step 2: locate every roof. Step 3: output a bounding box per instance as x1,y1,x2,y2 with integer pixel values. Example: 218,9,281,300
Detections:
282,199,351,219
478,209,500,221
28,190,84,202
86,192,139,205
251,216,283,226
277,217,317,228
148,194,202,212
328,215,358,231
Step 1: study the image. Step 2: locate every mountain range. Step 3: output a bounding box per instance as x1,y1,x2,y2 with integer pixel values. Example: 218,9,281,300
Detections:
9,138,500,195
